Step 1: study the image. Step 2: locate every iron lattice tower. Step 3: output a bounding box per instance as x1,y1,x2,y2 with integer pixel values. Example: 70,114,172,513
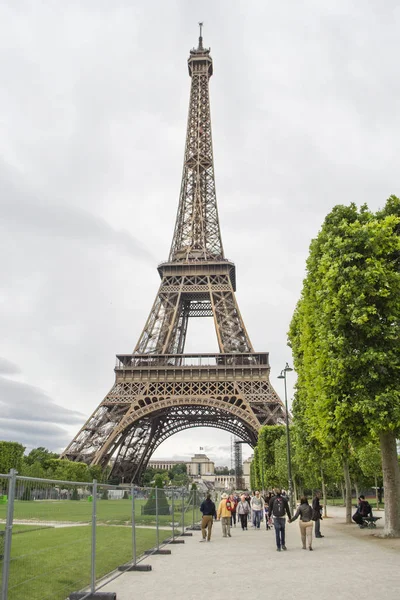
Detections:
62,29,286,483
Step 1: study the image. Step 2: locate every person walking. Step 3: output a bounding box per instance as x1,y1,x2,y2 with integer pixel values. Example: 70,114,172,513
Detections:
199,493,216,542
217,493,232,538
269,488,292,551
236,494,250,530
312,491,324,538
250,491,265,529
264,492,273,530
244,492,251,527
289,496,314,551
228,494,237,527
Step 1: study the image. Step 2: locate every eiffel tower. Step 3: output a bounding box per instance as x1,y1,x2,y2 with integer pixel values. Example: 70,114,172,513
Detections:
62,27,286,483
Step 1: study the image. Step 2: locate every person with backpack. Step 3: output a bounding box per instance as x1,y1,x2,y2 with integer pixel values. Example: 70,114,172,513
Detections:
268,487,292,551
217,493,232,538
352,495,373,527
236,494,250,530
289,496,314,551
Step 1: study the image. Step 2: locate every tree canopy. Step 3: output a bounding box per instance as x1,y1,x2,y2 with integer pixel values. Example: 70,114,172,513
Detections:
288,196,400,535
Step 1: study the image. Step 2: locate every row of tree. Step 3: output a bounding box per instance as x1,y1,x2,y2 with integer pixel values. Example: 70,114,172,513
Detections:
252,196,400,536
250,424,386,505
0,442,191,489
0,442,103,482
141,464,190,488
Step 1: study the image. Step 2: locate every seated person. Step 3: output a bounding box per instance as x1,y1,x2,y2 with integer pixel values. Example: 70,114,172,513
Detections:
352,495,373,526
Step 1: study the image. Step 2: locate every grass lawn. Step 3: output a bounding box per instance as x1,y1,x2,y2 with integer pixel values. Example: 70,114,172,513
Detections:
5,524,171,600
327,497,384,510
0,499,201,527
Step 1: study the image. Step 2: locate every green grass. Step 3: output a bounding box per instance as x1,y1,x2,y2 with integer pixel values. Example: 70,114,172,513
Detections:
0,499,201,599
0,499,201,527
327,497,384,509
5,524,172,600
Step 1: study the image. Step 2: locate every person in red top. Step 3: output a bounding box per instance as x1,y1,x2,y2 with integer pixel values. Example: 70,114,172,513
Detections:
228,494,237,527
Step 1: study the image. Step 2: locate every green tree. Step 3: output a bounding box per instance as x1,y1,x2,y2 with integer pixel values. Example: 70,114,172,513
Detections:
169,464,187,477
253,425,286,489
23,447,59,469
357,441,383,508
289,197,400,535
0,441,25,474
143,476,170,515
46,459,90,482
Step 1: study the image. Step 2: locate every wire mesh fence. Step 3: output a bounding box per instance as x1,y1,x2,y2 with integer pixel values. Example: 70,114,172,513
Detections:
0,471,204,600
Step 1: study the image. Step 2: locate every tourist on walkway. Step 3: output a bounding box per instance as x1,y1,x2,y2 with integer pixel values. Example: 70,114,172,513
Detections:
217,493,232,538
289,496,314,551
250,491,265,529
269,488,292,551
312,491,324,538
244,493,252,527
228,494,237,527
199,493,216,542
236,494,250,530
264,492,273,530
352,495,373,527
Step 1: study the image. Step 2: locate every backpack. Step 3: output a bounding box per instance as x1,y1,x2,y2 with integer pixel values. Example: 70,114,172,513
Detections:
272,496,286,517
360,501,371,517
226,499,233,511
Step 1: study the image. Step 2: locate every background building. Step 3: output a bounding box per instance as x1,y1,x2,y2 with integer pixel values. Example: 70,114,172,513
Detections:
148,453,242,491
243,455,253,490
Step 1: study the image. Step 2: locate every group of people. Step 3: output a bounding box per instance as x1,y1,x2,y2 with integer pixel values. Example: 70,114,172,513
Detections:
199,488,325,551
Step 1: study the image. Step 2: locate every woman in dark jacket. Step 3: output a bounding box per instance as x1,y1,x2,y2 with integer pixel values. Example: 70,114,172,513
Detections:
289,496,314,551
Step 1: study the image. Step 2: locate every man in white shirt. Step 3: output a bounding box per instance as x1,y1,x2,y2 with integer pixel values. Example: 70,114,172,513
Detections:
250,491,265,529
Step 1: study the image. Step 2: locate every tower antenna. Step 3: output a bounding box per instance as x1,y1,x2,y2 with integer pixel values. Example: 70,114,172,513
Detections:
198,21,204,50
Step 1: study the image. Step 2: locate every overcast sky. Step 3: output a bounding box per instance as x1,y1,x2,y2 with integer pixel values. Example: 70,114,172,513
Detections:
0,1,399,468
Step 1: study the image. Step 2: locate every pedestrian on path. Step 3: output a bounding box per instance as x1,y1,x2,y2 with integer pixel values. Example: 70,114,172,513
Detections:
289,496,314,551
244,493,251,527
250,491,265,529
236,494,250,530
264,492,273,530
268,488,292,551
217,493,232,538
199,493,216,542
312,491,324,538
229,494,237,527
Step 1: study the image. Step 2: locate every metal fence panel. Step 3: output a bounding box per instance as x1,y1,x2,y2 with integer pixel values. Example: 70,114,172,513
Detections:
0,474,204,600
6,475,92,600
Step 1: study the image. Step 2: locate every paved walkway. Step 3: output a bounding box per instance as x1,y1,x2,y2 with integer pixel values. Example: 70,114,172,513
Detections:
100,506,400,600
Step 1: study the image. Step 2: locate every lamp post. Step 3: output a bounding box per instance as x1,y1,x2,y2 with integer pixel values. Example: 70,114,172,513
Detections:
278,362,294,513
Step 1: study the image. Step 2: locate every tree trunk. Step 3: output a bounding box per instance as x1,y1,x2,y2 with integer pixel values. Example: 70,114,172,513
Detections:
340,481,346,507
343,460,352,523
293,478,298,506
375,474,379,511
321,467,327,517
379,430,400,537
354,482,359,501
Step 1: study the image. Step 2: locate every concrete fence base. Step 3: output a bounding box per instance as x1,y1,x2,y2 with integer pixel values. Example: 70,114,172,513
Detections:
69,592,117,600
118,564,152,572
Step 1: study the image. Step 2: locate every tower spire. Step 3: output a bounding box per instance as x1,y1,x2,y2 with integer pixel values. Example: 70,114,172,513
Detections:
198,21,204,50
169,27,221,262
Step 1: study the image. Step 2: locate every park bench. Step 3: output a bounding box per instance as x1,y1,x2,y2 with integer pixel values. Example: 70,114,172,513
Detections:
360,516,381,529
